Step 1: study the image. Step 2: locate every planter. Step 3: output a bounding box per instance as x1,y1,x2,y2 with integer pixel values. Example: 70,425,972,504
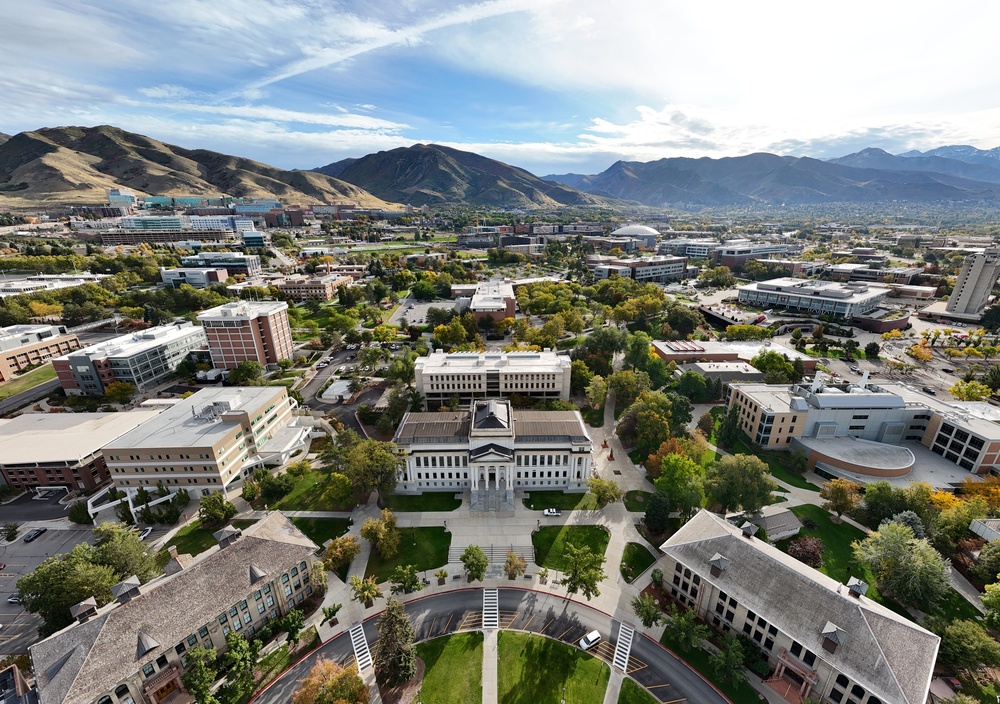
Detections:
364,599,373,608
437,578,446,586
329,617,339,626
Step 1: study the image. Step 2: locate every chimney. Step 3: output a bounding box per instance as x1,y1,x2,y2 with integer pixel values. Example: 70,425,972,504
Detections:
821,621,846,653
70,596,98,623
708,553,730,578
846,576,869,599
111,575,141,604
740,521,759,540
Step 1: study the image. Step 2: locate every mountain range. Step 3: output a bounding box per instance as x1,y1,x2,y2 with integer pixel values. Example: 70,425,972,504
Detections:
3,124,1000,209
0,125,392,207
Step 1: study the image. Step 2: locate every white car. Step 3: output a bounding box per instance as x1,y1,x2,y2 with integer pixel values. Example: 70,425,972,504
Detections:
542,508,562,517
138,527,153,541
579,630,601,651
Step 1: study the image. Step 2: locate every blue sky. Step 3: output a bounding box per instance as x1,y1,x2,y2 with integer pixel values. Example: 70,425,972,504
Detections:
7,0,1000,176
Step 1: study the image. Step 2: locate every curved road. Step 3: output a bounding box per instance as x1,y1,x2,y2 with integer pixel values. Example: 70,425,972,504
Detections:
252,588,729,704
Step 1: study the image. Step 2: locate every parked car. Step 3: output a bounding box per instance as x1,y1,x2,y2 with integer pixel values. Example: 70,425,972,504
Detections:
922,386,937,395
23,528,47,543
138,527,153,541
337,366,346,372
542,508,562,517
942,368,955,374
6,594,20,605
579,630,601,651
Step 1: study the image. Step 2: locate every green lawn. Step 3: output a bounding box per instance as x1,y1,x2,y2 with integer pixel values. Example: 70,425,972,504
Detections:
383,493,462,512
620,542,656,581
618,678,659,704
0,363,56,399
524,490,599,511
660,632,763,704
581,406,605,427
532,525,610,571
497,632,609,704
624,490,653,512
365,527,451,583
263,470,354,512
165,519,218,556
289,517,350,547
416,633,484,704
732,437,821,491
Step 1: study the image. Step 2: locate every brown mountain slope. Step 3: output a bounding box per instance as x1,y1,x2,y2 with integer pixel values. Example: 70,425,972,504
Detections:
0,125,393,207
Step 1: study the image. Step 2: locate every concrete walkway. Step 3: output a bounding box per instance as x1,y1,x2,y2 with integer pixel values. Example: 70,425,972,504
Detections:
483,629,498,704
602,669,624,704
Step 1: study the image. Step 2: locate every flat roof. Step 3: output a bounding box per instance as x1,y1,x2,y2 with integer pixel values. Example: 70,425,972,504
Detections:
197,300,287,320
416,350,571,373
55,323,204,362
103,387,285,450
651,339,812,363
739,277,890,303
0,411,163,465
805,439,981,490
796,436,915,472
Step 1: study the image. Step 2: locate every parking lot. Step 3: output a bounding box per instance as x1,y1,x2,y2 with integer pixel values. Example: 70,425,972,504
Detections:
0,526,95,655
386,296,458,326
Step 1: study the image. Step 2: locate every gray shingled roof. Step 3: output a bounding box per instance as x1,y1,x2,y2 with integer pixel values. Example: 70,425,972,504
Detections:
661,511,939,704
30,513,318,704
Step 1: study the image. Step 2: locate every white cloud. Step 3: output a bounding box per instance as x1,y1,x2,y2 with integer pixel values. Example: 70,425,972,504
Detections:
121,100,409,131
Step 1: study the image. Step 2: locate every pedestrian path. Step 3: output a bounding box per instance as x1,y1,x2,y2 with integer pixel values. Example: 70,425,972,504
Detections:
482,588,499,629
483,629,498,704
602,669,624,704
350,624,373,670
612,622,634,672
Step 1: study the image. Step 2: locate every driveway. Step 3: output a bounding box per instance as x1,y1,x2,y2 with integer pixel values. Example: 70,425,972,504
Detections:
0,492,70,522
251,588,728,704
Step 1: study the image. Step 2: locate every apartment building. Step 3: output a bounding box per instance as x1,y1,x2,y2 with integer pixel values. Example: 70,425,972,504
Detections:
662,511,938,704
30,512,318,704
197,301,293,369
393,399,593,499
946,248,1000,320
275,274,354,301
180,252,262,279
53,322,206,396
737,278,890,319
0,410,161,491
415,351,572,408
159,267,229,289
593,255,688,283
100,387,306,512
0,324,80,382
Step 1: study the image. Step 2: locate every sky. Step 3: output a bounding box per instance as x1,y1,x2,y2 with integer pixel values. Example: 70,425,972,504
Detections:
6,0,1000,177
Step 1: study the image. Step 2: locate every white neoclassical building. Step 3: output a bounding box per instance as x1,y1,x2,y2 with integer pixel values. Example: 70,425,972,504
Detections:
392,399,593,509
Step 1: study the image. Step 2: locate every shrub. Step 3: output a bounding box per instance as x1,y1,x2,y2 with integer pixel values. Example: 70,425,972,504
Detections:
68,502,93,525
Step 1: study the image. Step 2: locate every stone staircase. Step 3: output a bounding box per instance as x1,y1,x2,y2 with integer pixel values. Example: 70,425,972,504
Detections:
470,488,514,515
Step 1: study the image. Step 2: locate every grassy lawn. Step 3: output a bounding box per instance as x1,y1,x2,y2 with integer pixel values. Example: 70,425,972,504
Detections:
532,525,610,571
383,493,462,512
416,633,483,704
581,405,605,427
289,517,350,547
732,437,820,491
0,363,56,399
620,542,656,581
660,632,763,704
165,520,218,556
624,490,653,512
497,632,609,704
618,678,659,704
523,491,599,511
264,470,354,512
365,527,451,583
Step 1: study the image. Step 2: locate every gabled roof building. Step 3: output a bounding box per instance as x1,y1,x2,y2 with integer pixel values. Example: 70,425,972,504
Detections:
661,510,939,704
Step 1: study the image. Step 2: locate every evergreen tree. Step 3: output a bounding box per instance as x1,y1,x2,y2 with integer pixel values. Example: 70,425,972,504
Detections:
373,598,416,687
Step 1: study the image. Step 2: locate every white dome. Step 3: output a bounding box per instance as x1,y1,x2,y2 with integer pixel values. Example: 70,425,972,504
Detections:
611,225,659,236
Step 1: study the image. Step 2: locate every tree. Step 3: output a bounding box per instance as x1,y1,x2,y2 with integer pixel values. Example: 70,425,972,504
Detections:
587,477,624,507
103,381,136,405
281,608,306,646
561,542,606,600
716,405,741,449
181,645,219,704
663,604,710,652
677,371,709,402
323,535,361,573
631,592,662,628
68,501,93,524
92,522,157,583
345,439,402,505
349,575,382,606
570,359,594,395
411,280,437,300
865,341,881,358
697,411,715,437
644,491,672,535
198,491,237,528
749,350,796,384
852,522,949,608
983,581,1000,630
293,659,368,704
974,539,1000,584
222,631,261,700
461,545,488,582
787,536,824,568
607,369,650,408
504,551,528,579
705,454,776,515
724,324,772,341
880,510,926,539
932,618,1000,669
950,379,992,401
389,564,422,594
585,375,607,409
624,331,653,370
372,598,416,687
819,478,862,518
906,344,933,362
229,360,265,386
361,509,401,558
710,633,747,686
654,454,705,520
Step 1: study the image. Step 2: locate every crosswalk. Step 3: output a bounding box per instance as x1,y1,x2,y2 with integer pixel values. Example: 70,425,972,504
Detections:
349,625,372,671
482,588,499,629
613,622,635,672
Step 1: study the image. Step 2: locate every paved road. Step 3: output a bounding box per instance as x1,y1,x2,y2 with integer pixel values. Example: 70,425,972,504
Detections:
0,379,59,414
251,588,728,704
0,492,68,522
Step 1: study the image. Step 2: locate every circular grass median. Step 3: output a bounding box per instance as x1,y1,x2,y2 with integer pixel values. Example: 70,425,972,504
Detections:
498,631,609,704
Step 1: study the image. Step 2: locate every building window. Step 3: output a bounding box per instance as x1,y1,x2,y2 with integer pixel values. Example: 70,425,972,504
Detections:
142,664,155,677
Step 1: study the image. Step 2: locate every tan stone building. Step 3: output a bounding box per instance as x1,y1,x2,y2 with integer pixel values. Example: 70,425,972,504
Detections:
197,301,293,369
0,324,80,383
276,274,353,301
29,513,319,704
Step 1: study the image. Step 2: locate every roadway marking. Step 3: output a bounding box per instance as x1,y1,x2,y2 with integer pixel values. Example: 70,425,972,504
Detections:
646,684,672,690
348,625,372,671
442,613,453,634
539,618,552,634
613,622,635,672
558,625,575,640
521,613,537,632
483,588,499,629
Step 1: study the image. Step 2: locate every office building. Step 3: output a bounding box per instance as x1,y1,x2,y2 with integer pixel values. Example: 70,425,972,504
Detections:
0,411,161,492
659,238,718,258
393,399,593,506
159,267,229,289
275,274,354,301
53,322,206,396
712,242,789,268
0,324,80,383
197,301,293,369
0,274,110,299
651,339,816,372
464,281,517,322
945,248,1000,320
30,512,318,704
737,278,890,319
593,255,687,283
415,351,572,409
180,252,262,279
98,387,307,515
661,510,938,704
